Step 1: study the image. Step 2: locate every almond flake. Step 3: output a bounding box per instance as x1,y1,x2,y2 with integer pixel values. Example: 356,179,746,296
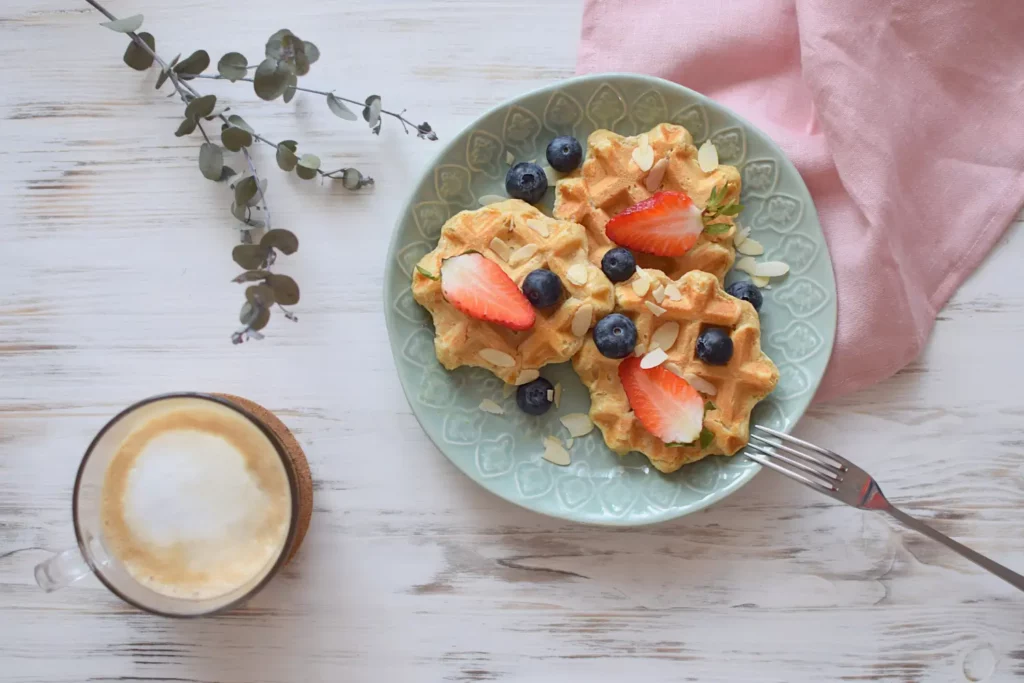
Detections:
506,150,515,165
560,413,594,437
479,194,506,206
489,236,512,262
665,362,685,378
634,342,647,357
697,140,719,173
664,283,682,301
753,261,790,278
553,382,562,407
751,275,771,287
542,436,571,466
736,237,764,256
733,226,751,248
479,399,505,415
565,437,574,449
503,383,515,398
571,303,593,337
640,347,669,369
631,144,655,172
734,256,758,275
650,321,680,351
632,276,651,297
566,263,588,286
508,243,539,267
515,369,540,385
541,165,559,185
682,372,717,396
479,348,515,367
526,218,550,238
652,284,666,304
644,301,667,317
546,389,554,401
645,157,669,192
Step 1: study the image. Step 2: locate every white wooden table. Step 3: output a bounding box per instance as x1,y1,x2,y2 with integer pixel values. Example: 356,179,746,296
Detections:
2,1,1023,681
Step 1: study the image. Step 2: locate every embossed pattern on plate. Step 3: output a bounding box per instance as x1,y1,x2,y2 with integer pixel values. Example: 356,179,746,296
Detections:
384,74,837,525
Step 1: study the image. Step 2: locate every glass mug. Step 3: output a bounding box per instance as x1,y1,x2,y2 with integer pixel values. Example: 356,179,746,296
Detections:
34,392,313,617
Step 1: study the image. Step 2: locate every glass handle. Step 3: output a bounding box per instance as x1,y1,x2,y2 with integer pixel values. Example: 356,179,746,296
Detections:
34,548,93,592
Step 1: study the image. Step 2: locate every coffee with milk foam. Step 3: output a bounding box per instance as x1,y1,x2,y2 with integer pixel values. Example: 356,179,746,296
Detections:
100,398,292,601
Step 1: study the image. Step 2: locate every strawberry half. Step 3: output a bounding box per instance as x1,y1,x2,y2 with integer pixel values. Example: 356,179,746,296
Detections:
618,356,704,444
441,253,536,331
605,191,703,257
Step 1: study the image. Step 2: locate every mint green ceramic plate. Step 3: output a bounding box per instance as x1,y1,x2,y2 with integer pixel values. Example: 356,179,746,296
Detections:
385,73,836,525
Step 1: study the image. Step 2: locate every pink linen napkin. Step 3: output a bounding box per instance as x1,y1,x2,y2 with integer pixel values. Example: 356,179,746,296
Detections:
577,0,1024,400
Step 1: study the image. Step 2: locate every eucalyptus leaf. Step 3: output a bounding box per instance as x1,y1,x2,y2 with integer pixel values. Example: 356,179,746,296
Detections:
232,270,271,283
295,153,320,180
234,176,258,207
282,73,298,104
253,58,293,101
267,274,300,305
362,95,382,134
250,306,271,331
221,125,253,152
198,142,223,181
232,244,270,269
220,166,237,182
217,52,249,81
265,29,294,59
155,53,180,90
293,50,310,77
226,114,254,134
184,94,217,121
174,50,210,78
341,168,373,190
246,284,277,308
327,93,357,121
239,301,259,326
261,229,299,255
303,41,320,64
276,143,299,172
279,140,298,152
101,14,144,33
174,117,196,137
123,32,156,71
230,201,250,224
246,178,268,207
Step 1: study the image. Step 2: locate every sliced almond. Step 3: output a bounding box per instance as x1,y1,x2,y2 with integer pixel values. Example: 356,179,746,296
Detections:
553,382,562,407
634,342,647,357
503,383,515,398
733,226,751,248
514,369,540,385
546,389,554,401
560,413,594,437
479,194,506,206
526,218,550,238
632,276,651,297
645,157,670,192
652,284,666,304
734,256,758,275
650,321,680,351
665,362,685,378
571,303,593,337
508,243,539,267
479,348,515,367
479,399,505,415
683,372,718,396
542,435,571,466
506,150,515,165
644,301,667,317
736,237,764,256
631,144,655,172
697,140,719,173
566,263,589,286
753,261,790,278
541,165,559,185
664,283,682,301
489,236,512,262
640,347,669,369
751,275,771,288
565,437,575,449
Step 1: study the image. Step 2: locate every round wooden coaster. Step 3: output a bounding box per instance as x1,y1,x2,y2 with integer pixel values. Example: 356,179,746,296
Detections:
214,393,313,564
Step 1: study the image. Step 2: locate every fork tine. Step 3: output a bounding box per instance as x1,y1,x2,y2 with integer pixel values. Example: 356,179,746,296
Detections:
743,449,837,494
753,425,849,469
749,433,844,477
745,442,839,491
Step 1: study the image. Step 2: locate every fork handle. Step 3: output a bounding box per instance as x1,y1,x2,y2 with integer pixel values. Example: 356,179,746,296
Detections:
886,505,1024,592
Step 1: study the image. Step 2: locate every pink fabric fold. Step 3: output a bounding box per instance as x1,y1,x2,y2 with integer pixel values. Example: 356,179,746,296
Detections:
578,0,1024,400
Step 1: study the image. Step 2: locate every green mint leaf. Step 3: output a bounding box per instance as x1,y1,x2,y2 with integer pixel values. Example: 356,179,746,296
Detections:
699,427,714,449
416,265,439,281
719,202,744,217
704,223,732,235
665,441,693,448
704,400,716,411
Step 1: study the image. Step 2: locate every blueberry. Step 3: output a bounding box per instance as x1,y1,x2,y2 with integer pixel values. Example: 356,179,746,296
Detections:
726,280,763,312
521,269,562,308
546,135,583,173
600,247,636,283
505,162,548,204
593,313,637,359
517,377,554,415
696,327,733,365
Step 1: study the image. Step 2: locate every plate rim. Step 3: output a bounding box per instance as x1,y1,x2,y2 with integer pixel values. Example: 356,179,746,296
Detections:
384,72,838,526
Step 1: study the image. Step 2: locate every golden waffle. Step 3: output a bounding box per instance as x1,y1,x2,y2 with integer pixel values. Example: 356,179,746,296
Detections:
554,123,741,282
412,199,615,384
573,269,778,473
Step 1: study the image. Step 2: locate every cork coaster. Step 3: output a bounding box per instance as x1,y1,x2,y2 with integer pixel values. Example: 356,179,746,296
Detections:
214,393,313,564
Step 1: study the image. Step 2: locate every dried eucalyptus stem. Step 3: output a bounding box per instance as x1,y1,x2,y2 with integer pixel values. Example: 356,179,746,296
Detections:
84,0,437,343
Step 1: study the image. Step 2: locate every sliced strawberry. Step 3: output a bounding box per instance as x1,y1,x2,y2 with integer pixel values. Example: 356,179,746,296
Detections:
618,356,704,444
605,191,703,256
441,253,536,331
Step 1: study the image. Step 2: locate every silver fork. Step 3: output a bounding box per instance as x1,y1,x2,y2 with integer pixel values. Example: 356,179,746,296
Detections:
744,425,1024,592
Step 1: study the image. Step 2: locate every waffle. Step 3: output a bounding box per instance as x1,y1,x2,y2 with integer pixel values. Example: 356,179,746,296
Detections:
573,269,778,473
412,199,615,384
554,123,741,282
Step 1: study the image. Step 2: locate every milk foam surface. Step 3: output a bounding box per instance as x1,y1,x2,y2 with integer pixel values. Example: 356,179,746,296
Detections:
100,399,291,601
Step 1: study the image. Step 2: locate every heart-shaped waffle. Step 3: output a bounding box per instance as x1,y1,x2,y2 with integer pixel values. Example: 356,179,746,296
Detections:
573,269,778,473
412,199,614,384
